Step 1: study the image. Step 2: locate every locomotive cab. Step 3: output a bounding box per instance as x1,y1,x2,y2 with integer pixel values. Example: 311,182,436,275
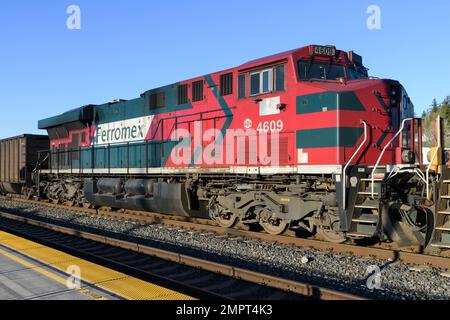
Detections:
293,45,424,168
296,45,369,82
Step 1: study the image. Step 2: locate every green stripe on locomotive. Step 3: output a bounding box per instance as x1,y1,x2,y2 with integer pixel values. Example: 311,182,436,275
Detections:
296,91,365,114
296,127,364,148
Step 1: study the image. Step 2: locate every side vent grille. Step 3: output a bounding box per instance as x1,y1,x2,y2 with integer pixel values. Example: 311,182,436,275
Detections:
177,84,189,105
192,80,204,102
150,92,166,109
220,73,233,96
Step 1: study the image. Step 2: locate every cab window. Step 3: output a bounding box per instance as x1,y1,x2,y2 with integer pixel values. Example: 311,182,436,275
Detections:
298,60,345,81
238,74,246,99
250,69,272,96
248,64,285,96
402,122,412,149
275,65,285,91
347,65,368,79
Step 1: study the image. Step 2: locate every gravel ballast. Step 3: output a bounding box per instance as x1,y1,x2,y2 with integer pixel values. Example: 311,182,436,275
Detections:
0,199,448,300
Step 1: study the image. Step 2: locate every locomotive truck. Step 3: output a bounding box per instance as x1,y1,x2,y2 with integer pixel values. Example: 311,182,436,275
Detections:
1,45,449,250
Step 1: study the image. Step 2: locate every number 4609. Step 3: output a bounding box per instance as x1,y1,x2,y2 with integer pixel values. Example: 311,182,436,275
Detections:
256,120,284,133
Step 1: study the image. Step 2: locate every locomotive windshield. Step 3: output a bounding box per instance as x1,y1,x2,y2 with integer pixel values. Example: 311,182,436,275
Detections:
347,64,369,79
297,60,346,81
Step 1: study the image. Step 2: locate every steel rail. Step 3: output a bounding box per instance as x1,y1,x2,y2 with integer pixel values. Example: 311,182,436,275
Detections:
0,209,362,300
1,196,449,270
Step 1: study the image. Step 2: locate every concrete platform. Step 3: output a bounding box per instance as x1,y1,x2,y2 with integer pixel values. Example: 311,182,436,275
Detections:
0,246,97,300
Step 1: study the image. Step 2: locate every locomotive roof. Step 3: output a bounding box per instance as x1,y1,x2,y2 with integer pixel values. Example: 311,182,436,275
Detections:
38,44,352,130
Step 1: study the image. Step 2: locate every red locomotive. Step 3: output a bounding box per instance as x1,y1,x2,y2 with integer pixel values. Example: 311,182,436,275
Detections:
3,45,449,250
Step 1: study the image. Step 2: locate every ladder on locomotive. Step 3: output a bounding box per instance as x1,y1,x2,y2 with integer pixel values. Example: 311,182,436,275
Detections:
432,174,450,250
346,118,419,239
428,116,450,251
346,166,385,239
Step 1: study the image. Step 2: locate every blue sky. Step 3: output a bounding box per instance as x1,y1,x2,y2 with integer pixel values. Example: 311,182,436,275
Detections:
0,0,449,138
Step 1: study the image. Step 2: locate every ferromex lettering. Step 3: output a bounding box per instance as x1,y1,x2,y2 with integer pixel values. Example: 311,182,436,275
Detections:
94,115,154,145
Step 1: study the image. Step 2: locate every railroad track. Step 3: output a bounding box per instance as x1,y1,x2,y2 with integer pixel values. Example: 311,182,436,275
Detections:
2,195,449,271
0,207,361,300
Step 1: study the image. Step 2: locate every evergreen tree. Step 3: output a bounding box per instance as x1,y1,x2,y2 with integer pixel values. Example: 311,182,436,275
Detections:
441,98,450,122
394,96,450,147
422,96,450,147
431,98,439,113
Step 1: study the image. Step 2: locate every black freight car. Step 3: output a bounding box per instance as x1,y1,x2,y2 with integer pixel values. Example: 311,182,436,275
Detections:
0,135,49,194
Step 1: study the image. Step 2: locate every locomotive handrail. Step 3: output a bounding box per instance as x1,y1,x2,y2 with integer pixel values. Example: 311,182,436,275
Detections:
42,108,235,173
38,109,233,154
150,107,235,141
342,121,368,209
371,118,413,198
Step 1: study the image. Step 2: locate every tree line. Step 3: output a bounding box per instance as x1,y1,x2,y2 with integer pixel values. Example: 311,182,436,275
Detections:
421,96,450,147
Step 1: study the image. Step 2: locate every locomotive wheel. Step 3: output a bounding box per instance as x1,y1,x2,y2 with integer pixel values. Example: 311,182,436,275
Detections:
24,188,34,200
209,202,238,228
315,210,347,243
216,212,238,228
260,220,288,235
318,228,347,243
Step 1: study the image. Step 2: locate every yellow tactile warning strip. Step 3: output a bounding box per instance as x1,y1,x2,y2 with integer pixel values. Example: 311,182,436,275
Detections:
0,247,107,300
0,231,194,300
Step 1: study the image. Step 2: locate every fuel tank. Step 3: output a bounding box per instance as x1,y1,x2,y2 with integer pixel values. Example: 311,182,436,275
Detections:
84,178,206,218
124,179,155,196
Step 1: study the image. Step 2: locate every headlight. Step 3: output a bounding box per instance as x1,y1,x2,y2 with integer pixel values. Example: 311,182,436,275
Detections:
402,150,415,164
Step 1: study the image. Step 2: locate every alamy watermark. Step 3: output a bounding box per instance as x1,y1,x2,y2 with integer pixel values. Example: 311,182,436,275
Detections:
367,5,381,30
366,265,382,290
66,265,82,289
66,5,81,30
169,126,281,167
